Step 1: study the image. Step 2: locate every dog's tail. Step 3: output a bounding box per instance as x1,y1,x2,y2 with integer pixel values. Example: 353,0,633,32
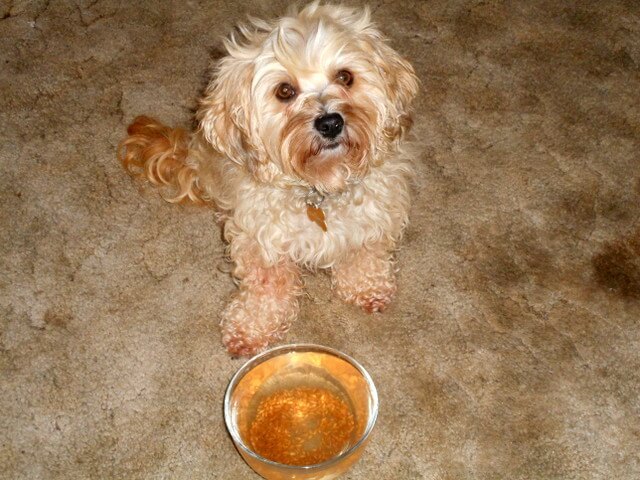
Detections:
118,116,206,204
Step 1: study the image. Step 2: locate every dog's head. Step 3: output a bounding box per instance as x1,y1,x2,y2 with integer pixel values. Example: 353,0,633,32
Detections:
199,3,418,193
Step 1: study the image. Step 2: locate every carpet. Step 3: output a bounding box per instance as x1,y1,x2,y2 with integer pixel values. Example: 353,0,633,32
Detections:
1,0,639,478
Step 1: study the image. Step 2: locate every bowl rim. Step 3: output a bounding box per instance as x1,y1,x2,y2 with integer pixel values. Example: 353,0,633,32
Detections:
223,343,379,471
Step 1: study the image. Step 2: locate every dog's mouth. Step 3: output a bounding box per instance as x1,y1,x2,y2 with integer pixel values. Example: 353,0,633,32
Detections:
322,142,341,151
309,138,348,158
284,126,369,194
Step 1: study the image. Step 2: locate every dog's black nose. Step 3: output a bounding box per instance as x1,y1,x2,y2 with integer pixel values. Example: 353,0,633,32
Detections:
314,113,344,139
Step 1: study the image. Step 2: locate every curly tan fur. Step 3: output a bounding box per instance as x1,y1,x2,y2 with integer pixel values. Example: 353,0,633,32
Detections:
118,116,205,204
118,3,419,356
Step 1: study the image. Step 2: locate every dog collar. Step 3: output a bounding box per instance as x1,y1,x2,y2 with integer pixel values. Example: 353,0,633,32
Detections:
305,188,327,232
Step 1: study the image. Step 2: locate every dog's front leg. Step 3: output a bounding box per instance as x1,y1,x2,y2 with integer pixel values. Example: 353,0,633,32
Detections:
332,244,397,314
220,238,302,356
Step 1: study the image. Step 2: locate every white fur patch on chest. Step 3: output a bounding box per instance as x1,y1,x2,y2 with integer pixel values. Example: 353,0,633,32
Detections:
230,164,412,268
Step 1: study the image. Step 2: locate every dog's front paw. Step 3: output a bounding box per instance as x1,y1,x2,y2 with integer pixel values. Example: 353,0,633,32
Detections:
222,329,270,357
360,289,395,313
332,247,397,314
220,292,298,356
337,282,397,314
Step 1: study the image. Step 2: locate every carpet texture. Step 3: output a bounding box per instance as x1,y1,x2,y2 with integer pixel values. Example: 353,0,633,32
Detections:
1,0,639,478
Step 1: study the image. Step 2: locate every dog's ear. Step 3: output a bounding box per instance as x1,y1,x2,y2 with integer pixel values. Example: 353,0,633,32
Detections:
371,40,419,141
198,23,279,182
198,55,255,165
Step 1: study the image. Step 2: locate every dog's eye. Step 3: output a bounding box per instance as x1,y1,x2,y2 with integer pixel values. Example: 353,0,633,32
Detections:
335,70,354,87
276,83,296,101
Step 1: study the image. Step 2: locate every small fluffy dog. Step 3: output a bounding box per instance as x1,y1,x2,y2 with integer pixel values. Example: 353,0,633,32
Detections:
118,3,419,356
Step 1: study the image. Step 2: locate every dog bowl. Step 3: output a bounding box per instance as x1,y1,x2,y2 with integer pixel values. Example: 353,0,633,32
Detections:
224,344,378,479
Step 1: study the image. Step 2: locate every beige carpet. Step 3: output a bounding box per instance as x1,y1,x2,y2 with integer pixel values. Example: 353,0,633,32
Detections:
1,0,639,478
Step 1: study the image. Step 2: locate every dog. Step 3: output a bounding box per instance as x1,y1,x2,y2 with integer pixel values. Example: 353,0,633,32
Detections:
118,2,419,356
